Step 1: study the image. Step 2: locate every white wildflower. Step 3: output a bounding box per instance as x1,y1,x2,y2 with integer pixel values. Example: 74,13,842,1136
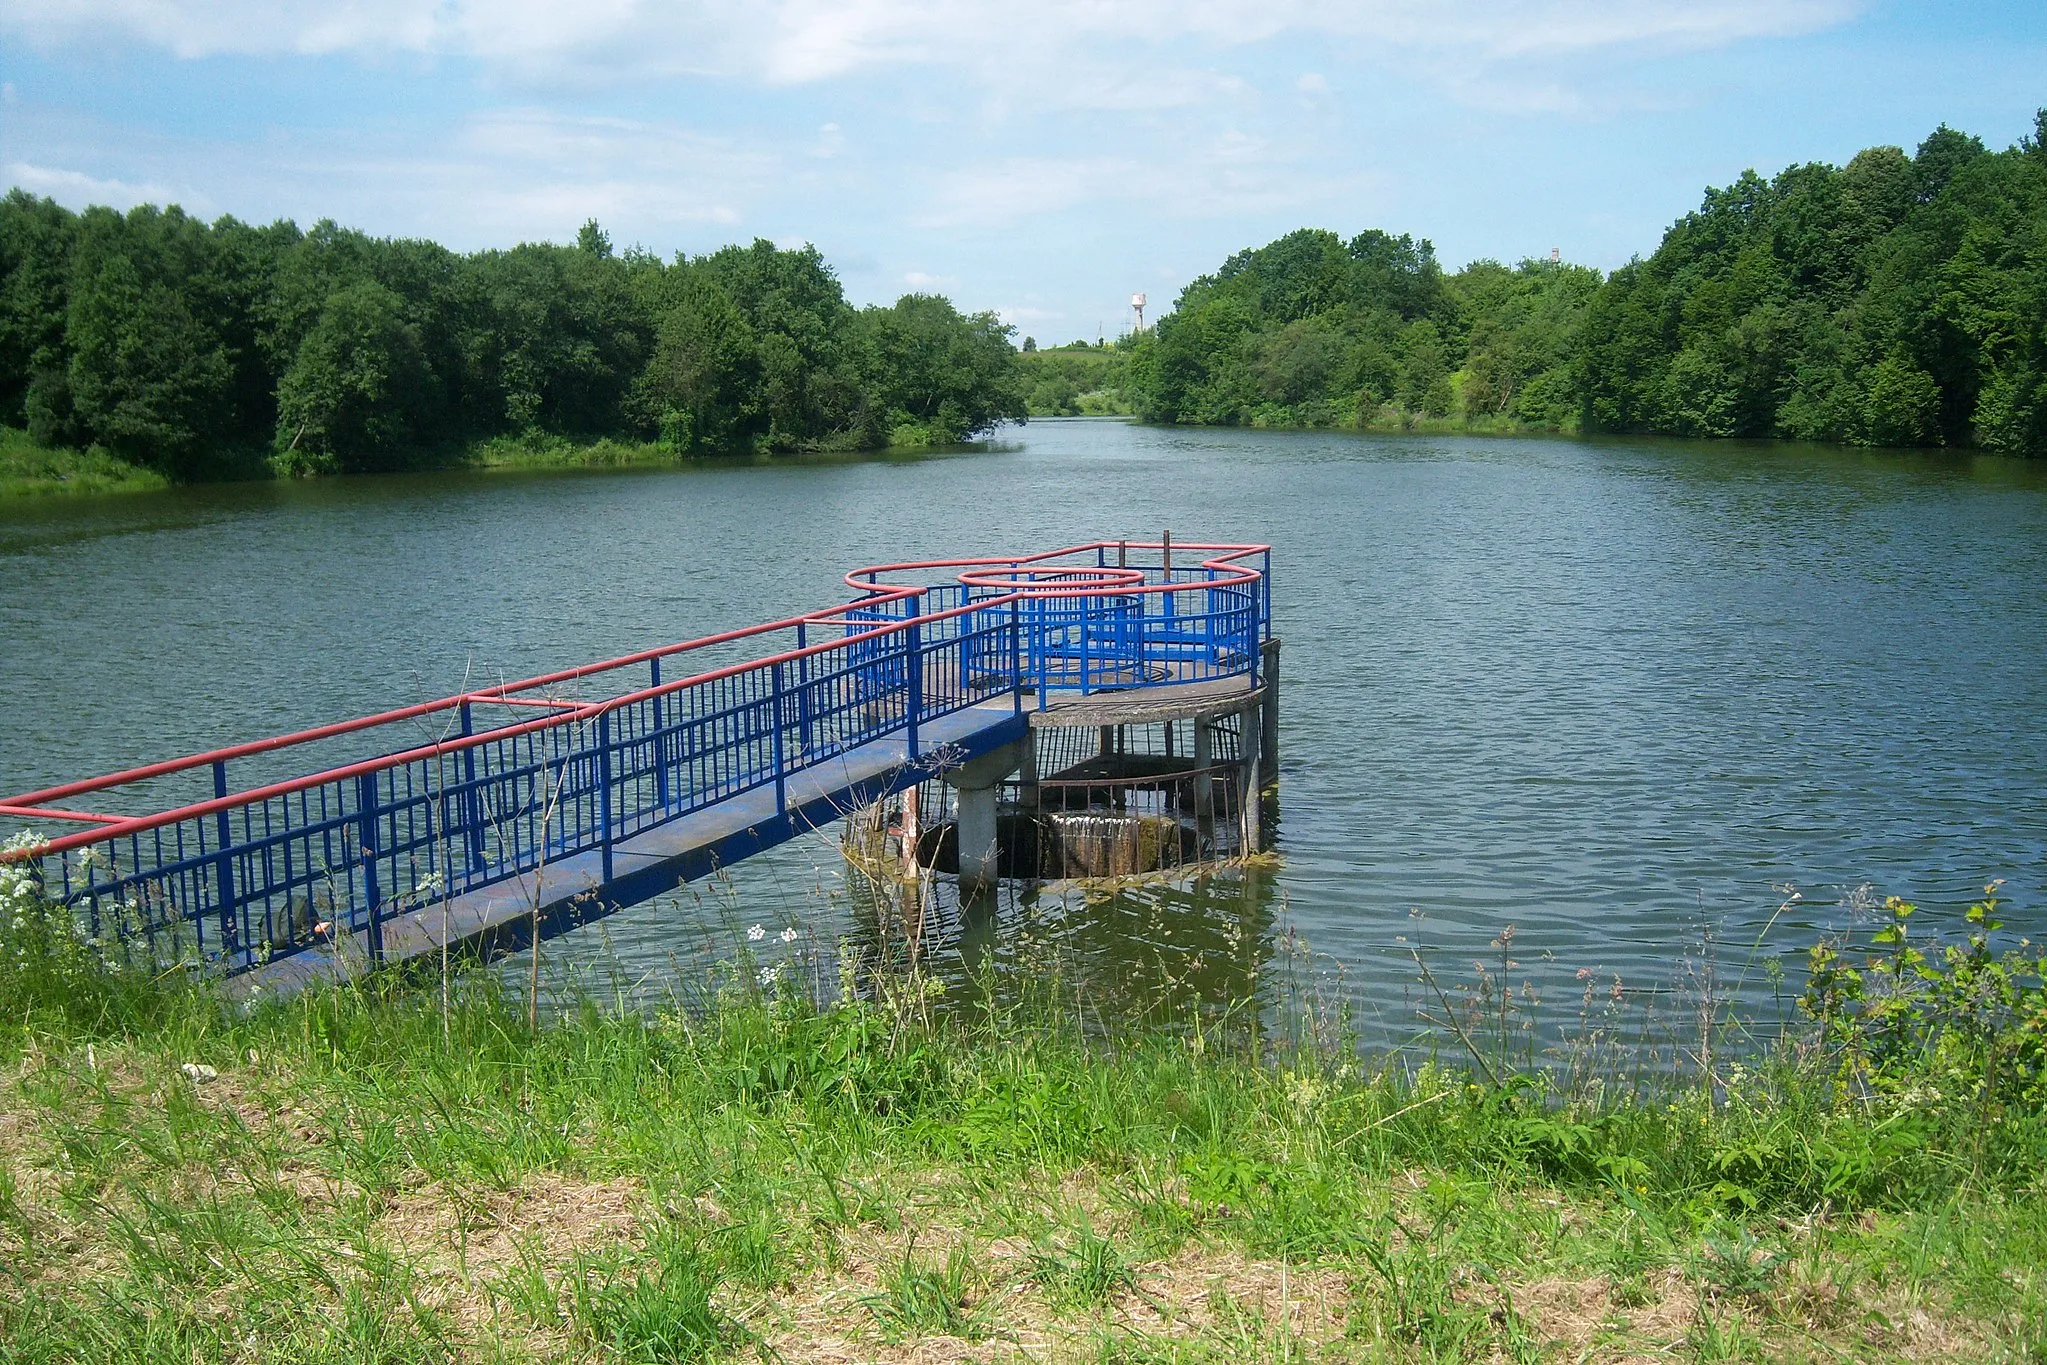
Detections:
746,924,765,942
779,927,798,944
758,963,783,988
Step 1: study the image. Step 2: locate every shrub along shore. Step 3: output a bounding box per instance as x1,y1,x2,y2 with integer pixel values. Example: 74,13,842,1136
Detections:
1,852,2043,1363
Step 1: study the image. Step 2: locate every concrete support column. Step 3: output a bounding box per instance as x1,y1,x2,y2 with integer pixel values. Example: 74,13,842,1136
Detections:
955,781,999,895
1018,728,1040,812
1237,700,1263,853
1260,638,1281,793
945,739,1024,898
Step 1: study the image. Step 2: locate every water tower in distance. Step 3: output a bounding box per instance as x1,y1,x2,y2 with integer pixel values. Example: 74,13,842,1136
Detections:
1130,292,1147,334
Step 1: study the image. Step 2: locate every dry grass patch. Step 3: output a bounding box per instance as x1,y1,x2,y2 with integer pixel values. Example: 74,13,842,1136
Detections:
377,1171,649,1281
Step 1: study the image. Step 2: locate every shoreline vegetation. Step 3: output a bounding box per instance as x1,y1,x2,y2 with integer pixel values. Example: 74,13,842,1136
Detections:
6,113,2044,499
0,424,992,498
1123,114,2047,454
0,202,1025,496
2,838,2043,1360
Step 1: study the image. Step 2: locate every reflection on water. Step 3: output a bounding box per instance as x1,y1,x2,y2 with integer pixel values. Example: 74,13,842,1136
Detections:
3,420,2044,1035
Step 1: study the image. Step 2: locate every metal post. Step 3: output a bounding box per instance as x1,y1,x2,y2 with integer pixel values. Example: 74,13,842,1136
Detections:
1079,590,1093,690
357,771,383,966
1193,719,1214,852
597,709,614,882
459,702,484,875
1162,529,1174,631
794,620,813,758
1009,597,1023,714
210,760,238,963
771,661,787,817
906,606,923,758
1261,550,1273,643
1033,595,1049,704
651,657,670,813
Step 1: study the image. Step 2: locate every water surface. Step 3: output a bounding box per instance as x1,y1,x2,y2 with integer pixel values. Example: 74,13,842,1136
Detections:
4,422,2043,1033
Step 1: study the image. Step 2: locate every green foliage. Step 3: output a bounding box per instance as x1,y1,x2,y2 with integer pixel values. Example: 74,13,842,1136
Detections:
3,864,2046,1358
1802,884,2047,1115
0,205,1025,483
0,425,166,496
1128,226,1597,433
1131,112,2047,455
563,1225,743,1362
866,1237,993,1341
0,835,197,1034
1027,1217,1136,1309
273,280,434,473
856,293,1026,445
1018,343,1134,416
1579,116,2047,453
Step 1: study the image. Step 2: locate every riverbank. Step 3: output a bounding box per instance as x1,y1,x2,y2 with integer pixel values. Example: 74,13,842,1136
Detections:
3,878,2042,1362
0,425,981,498
0,427,169,496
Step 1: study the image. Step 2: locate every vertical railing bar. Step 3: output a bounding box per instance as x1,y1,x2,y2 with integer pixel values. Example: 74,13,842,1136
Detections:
771,661,787,817
1033,594,1048,706
459,701,485,878
795,621,812,761
1009,596,1023,715
1079,590,1093,691
358,770,383,966
650,657,670,815
598,708,614,883
210,760,238,968
907,597,923,758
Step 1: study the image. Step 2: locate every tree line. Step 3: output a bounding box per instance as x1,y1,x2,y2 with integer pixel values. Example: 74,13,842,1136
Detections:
1129,113,2047,456
0,205,1024,478
1015,340,1135,417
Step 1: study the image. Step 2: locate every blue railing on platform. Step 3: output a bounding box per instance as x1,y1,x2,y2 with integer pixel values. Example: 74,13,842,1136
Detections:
1,541,1271,976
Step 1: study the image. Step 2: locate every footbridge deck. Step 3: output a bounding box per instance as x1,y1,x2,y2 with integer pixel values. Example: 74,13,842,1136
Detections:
2,540,1272,989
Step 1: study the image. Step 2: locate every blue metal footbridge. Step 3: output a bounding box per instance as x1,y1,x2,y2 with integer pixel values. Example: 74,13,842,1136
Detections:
2,541,1272,994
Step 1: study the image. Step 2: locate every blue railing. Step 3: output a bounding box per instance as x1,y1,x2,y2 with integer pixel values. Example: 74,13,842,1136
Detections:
2,542,1271,975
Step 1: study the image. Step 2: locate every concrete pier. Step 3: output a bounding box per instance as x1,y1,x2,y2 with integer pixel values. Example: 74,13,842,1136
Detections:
944,739,1025,894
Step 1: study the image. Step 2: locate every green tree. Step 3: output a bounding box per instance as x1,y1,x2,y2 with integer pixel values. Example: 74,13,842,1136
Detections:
63,206,237,475
0,191,79,436
630,276,763,452
274,280,434,472
857,294,1025,442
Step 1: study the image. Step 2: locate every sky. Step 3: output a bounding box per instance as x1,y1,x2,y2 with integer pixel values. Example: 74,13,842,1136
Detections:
2,1,2043,342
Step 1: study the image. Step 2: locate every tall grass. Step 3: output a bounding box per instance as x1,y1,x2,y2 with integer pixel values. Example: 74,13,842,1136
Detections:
2,857,2043,1360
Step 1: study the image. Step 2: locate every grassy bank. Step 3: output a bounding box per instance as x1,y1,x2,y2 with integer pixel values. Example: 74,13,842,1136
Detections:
2,873,2043,1362
0,427,169,497
0,426,986,499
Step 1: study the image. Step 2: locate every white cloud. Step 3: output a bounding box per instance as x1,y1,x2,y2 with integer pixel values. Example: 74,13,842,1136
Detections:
4,106,785,247
3,0,1862,98
6,161,209,214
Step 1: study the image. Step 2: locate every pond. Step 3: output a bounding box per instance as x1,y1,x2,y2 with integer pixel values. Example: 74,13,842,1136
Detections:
4,420,2043,1040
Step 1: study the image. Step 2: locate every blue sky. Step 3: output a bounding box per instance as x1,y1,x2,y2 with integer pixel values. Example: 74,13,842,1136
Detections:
3,1,2043,342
